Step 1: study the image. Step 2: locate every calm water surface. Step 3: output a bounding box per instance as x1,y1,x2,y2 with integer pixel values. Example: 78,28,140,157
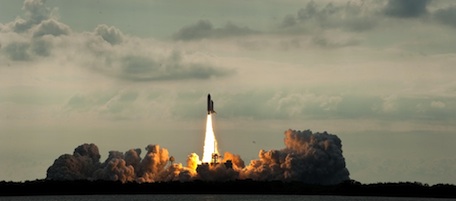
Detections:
1,194,454,201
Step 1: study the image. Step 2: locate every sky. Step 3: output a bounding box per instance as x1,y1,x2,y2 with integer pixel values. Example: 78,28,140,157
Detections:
1,0,456,184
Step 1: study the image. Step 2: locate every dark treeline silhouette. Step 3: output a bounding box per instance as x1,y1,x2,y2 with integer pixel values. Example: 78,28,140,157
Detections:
0,179,455,198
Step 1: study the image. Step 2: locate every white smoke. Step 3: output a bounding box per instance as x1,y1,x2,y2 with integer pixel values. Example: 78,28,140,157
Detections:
47,129,349,184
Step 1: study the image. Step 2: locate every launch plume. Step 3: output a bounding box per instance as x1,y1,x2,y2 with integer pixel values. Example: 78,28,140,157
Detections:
202,114,219,163
47,129,349,184
241,129,350,184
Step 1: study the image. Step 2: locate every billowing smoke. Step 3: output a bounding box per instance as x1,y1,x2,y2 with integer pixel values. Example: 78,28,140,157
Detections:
47,129,349,185
48,114,349,185
47,144,101,181
47,144,199,183
241,129,349,184
136,145,169,183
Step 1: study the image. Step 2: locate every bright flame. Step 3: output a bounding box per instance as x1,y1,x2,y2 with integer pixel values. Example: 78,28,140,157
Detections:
202,114,218,163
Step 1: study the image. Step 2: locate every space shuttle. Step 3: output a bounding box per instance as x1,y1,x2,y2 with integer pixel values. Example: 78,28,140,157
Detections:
207,94,216,114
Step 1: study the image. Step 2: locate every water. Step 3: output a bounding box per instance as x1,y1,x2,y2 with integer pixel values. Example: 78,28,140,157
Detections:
0,194,454,201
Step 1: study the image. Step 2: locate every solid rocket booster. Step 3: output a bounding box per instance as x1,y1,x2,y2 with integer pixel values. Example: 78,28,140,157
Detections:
207,94,215,114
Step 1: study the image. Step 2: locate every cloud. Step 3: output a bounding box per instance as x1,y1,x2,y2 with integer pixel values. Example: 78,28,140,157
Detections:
433,6,456,27
173,20,259,41
0,0,68,61
3,42,31,61
117,52,234,81
32,19,70,38
430,101,445,109
383,0,430,18
7,0,55,33
30,38,52,56
312,34,360,48
0,0,233,82
380,95,398,113
1,19,67,61
64,90,143,120
23,0,52,24
94,24,124,45
83,49,234,82
274,92,343,117
279,1,378,33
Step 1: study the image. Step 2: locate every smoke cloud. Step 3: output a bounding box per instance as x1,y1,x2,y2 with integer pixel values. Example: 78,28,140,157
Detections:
47,143,101,181
241,129,349,184
47,129,349,185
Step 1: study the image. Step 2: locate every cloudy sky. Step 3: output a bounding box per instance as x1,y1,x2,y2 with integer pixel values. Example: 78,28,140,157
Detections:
1,0,456,184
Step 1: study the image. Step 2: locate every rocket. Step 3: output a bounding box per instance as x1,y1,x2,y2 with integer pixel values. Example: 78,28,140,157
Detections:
207,94,216,114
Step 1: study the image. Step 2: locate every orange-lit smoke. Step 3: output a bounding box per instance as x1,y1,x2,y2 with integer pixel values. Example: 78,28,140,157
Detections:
202,114,219,163
47,129,350,184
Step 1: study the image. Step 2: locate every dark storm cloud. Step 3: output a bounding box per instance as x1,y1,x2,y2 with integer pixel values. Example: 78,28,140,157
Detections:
433,6,456,27
383,0,430,18
173,20,259,41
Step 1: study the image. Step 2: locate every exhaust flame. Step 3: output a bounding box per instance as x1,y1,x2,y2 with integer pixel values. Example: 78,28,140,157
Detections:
202,114,218,163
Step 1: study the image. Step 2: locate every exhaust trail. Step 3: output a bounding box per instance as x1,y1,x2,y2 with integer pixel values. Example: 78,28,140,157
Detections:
202,114,218,163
